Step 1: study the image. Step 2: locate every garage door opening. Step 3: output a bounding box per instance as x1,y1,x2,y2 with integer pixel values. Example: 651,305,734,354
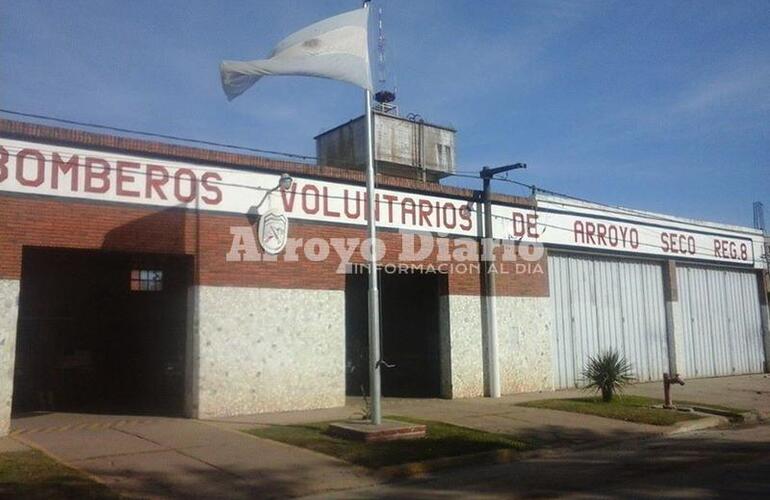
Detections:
346,270,443,398
549,253,670,389
12,247,192,416
677,265,764,378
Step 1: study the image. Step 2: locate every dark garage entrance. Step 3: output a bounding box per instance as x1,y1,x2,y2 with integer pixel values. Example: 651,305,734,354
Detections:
12,247,191,416
346,270,443,398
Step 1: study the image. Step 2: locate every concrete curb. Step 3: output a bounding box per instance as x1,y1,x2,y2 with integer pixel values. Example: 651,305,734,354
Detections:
226,407,746,484
687,406,760,424
667,415,729,435
374,431,673,481
739,412,763,424
375,413,739,480
374,448,526,480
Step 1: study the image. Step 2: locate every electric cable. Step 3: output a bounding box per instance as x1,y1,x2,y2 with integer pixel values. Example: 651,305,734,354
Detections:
1,107,757,233
0,147,762,263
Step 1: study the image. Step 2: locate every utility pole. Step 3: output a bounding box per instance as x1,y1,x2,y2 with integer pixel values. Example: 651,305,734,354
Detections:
754,201,766,234
480,163,526,398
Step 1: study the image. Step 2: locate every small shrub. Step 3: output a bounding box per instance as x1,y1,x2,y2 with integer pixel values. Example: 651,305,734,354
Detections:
355,384,372,421
582,350,635,402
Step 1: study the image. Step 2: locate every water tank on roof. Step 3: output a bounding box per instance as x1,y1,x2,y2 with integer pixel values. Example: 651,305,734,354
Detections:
314,110,456,183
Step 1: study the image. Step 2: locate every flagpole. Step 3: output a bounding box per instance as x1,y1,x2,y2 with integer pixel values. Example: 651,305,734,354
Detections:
362,0,382,426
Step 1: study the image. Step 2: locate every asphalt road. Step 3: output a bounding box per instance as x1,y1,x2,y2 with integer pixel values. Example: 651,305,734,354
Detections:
313,424,770,499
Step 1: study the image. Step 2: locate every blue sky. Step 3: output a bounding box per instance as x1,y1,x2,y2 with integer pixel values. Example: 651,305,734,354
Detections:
1,0,768,227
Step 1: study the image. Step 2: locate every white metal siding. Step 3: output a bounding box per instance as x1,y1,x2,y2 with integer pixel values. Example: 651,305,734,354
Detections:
549,253,669,389
677,266,764,377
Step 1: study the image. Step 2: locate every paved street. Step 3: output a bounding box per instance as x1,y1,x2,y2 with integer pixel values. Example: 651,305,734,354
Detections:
315,424,770,499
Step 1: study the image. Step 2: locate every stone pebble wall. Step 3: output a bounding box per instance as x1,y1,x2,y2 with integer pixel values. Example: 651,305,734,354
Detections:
0,280,19,436
195,286,345,418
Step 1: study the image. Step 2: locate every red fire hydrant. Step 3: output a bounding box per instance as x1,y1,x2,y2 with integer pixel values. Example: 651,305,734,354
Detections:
663,372,685,409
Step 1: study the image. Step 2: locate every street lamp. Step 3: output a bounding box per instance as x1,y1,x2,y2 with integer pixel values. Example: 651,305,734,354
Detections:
254,173,293,210
278,172,293,191
248,173,294,224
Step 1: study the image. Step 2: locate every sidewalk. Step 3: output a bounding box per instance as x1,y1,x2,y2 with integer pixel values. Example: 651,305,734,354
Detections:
7,401,662,500
211,374,770,450
625,373,770,419
6,374,767,499
212,394,665,450
9,413,376,499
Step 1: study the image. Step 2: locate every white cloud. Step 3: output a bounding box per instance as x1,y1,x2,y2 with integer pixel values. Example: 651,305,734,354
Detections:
675,60,770,113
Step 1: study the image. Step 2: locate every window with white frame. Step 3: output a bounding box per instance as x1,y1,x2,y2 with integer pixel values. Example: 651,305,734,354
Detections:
130,269,163,292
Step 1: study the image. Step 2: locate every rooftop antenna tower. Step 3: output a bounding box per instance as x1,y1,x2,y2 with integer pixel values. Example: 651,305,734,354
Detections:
754,201,765,234
374,6,397,114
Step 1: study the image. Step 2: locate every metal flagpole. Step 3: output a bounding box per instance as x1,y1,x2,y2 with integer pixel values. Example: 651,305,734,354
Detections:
362,0,382,426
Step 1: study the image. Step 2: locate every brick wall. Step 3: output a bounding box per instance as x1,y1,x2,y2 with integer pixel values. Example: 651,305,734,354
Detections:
0,194,548,297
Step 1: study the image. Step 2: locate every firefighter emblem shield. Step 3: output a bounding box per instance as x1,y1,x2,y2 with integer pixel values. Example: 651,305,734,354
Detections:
258,208,289,254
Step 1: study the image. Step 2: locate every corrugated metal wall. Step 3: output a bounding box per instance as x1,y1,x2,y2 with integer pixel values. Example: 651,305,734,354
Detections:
549,253,669,389
677,266,764,377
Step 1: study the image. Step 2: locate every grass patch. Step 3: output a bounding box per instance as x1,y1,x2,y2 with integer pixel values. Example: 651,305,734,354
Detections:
247,416,529,469
519,395,701,426
0,450,119,499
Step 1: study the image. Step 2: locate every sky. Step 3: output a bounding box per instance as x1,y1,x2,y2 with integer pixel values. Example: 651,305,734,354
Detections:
1,0,768,228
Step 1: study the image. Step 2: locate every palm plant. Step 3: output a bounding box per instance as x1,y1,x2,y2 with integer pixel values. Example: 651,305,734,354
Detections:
582,350,635,402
